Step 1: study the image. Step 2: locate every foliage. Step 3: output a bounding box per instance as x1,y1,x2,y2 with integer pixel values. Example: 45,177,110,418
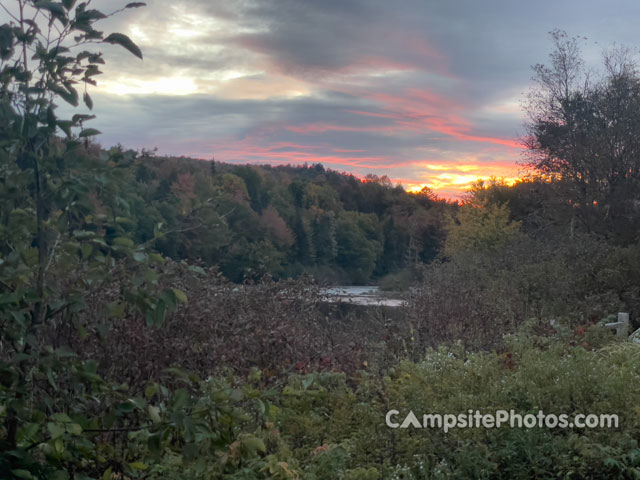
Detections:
443,202,521,256
378,268,415,292
0,2,205,478
126,332,640,479
65,265,392,385
408,231,640,351
83,155,450,284
336,211,384,283
525,30,640,242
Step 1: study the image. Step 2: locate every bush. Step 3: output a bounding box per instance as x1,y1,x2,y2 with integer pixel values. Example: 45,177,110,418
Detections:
137,330,637,479
405,232,640,353
378,269,415,292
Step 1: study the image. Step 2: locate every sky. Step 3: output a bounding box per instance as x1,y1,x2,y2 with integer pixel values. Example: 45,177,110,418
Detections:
5,0,640,197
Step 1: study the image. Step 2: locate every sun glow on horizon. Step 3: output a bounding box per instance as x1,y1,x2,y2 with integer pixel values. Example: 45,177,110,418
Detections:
406,174,520,197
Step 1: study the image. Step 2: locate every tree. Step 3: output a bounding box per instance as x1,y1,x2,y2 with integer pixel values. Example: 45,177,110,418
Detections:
336,211,383,283
311,208,337,264
260,205,294,248
292,212,314,264
525,30,640,241
0,3,194,476
0,0,145,323
235,165,269,213
444,203,521,256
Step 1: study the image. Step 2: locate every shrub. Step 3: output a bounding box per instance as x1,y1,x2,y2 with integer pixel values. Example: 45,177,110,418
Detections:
406,232,640,353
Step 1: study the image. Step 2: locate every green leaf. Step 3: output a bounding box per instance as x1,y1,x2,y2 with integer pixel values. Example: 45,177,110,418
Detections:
54,347,77,358
72,113,96,123
47,369,59,391
144,383,157,398
132,251,147,262
241,435,266,454
145,302,166,326
73,8,107,26
34,1,68,25
73,230,95,239
148,405,161,424
52,413,72,422
113,237,134,248
53,437,64,454
83,91,93,110
50,83,79,106
79,128,101,138
51,471,70,480
129,397,146,410
47,422,65,439
125,2,146,8
56,120,73,137
0,24,13,61
11,470,35,480
84,64,102,77
81,243,93,259
303,375,315,390
150,253,165,264
163,367,194,384
101,467,112,480
172,388,189,410
76,369,102,383
96,323,110,338
103,33,143,60
188,265,206,275
62,0,77,10
171,288,188,304
0,293,18,305
129,462,148,471
19,423,40,443
66,423,82,435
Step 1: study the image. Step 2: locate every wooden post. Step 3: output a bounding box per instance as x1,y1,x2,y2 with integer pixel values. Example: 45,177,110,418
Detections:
605,312,629,338
617,312,629,338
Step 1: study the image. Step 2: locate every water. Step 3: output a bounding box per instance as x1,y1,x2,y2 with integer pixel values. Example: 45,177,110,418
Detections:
320,285,407,307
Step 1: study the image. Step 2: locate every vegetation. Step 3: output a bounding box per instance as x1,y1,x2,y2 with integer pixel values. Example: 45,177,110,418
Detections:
107,156,450,284
0,5,639,478
68,331,639,480
0,2,195,478
525,29,640,242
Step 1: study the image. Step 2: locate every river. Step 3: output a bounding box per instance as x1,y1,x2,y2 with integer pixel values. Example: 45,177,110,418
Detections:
320,286,407,307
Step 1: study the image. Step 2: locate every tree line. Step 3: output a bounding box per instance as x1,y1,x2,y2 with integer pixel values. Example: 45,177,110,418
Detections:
115,154,453,284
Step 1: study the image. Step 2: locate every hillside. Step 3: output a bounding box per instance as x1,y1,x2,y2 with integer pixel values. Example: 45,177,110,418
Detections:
100,148,453,284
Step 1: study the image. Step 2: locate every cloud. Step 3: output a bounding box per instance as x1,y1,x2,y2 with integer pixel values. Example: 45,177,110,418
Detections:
5,0,640,196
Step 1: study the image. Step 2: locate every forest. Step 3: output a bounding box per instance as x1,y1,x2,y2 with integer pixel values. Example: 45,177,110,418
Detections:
1,2,640,479
103,152,450,285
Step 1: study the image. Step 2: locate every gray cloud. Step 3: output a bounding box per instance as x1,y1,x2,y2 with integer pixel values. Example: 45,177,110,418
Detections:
4,0,640,193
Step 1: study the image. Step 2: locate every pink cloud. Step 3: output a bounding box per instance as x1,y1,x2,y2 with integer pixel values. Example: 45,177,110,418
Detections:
185,133,523,199
350,89,524,149
207,137,394,170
